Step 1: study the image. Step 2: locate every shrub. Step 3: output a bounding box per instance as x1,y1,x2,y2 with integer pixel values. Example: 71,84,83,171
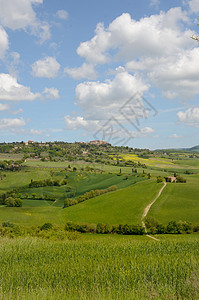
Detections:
176,176,186,183
14,198,23,207
40,223,53,231
5,197,15,207
157,176,163,183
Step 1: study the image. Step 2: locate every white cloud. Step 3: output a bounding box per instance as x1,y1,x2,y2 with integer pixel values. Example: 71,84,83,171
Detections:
33,22,51,44
0,103,9,111
0,73,40,101
56,10,68,20
32,57,60,78
0,0,36,30
64,115,99,131
141,127,155,134
147,48,199,100
149,0,160,8
77,10,191,65
188,0,199,13
75,71,149,120
30,129,43,135
0,26,9,59
0,117,25,130
0,0,50,43
77,22,111,64
65,63,97,80
75,9,199,100
169,133,183,138
177,106,199,127
43,87,59,100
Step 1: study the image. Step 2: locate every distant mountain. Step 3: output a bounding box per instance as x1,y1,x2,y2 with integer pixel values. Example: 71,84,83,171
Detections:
156,145,199,153
185,145,199,152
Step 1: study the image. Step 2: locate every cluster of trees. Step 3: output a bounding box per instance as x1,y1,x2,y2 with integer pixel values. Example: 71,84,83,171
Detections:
29,178,67,188
24,193,56,201
4,196,23,207
0,190,23,205
65,222,144,235
175,176,186,183
64,185,118,208
157,176,187,183
0,161,22,171
145,217,196,234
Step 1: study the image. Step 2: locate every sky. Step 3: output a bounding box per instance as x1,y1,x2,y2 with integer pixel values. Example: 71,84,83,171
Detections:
0,0,199,149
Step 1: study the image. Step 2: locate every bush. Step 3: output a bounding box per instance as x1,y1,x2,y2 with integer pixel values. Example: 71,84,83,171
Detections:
157,176,163,183
40,223,53,231
176,176,186,183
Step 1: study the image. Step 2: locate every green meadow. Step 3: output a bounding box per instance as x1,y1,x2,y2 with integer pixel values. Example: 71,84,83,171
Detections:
0,145,199,299
148,175,199,224
0,234,198,300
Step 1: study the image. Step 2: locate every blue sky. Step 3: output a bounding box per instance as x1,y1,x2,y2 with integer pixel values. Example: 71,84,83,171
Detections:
0,0,199,149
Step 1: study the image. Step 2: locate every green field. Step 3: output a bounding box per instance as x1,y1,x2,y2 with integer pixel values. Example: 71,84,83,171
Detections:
0,160,198,227
0,144,199,299
0,234,198,300
149,178,199,224
63,180,161,224
0,180,159,226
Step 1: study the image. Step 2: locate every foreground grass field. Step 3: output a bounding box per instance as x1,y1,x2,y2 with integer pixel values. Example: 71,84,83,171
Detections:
0,234,198,300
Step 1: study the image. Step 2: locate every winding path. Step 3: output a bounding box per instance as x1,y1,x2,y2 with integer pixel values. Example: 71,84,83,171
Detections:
142,182,167,240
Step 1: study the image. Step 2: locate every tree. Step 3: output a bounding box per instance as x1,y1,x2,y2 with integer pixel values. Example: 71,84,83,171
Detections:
5,197,23,207
5,197,15,207
14,198,23,207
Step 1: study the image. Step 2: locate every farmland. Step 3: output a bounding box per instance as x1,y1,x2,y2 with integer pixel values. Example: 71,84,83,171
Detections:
0,142,198,299
0,234,198,299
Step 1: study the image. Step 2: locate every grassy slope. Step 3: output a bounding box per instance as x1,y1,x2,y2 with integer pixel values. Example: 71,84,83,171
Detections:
149,175,199,224
62,180,162,225
0,180,160,226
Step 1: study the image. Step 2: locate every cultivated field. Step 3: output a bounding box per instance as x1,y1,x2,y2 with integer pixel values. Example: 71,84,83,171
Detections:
0,234,198,300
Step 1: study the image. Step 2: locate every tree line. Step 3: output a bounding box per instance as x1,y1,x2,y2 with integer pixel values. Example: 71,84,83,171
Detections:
63,185,118,208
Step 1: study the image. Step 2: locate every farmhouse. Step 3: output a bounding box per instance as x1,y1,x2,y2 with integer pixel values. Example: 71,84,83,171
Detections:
168,176,176,183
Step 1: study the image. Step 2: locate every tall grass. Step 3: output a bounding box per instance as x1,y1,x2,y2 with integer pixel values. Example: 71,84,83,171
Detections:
0,235,198,299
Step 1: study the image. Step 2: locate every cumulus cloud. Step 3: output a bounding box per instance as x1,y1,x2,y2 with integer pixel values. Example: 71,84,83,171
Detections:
0,0,50,43
0,73,40,101
75,71,149,120
30,128,43,135
43,87,59,100
32,57,60,78
65,8,199,140
56,10,68,20
77,10,191,64
188,0,199,13
0,117,25,130
64,115,100,131
146,48,199,100
0,103,9,111
73,9,199,100
177,106,199,127
65,63,97,80
0,26,9,59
